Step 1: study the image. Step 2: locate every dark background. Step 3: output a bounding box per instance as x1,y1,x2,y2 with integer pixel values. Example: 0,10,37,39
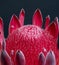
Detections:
0,0,59,38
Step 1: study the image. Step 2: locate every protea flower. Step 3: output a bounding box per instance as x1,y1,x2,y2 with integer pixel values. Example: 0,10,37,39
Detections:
0,8,59,65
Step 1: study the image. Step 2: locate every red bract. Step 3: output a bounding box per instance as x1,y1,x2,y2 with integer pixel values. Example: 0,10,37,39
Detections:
0,17,4,51
0,17,4,65
9,14,21,35
19,8,25,26
45,15,50,28
32,9,43,27
0,8,59,65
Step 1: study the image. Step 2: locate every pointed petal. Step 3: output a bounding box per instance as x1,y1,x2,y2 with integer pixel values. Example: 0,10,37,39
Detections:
54,17,58,39
32,9,43,27
1,50,12,65
0,18,4,50
9,14,21,35
2,39,6,50
19,8,25,26
45,15,50,28
45,50,56,65
16,50,25,65
0,17,4,29
45,21,58,39
38,52,45,65
58,22,59,35
54,17,58,26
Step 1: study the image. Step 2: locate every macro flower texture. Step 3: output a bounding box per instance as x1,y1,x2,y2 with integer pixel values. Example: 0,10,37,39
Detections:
0,8,59,65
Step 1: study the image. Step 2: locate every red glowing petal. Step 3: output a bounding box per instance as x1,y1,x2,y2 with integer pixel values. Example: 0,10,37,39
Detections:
45,51,56,65
9,14,21,35
32,9,43,27
2,39,6,50
16,50,25,65
45,21,58,39
58,22,59,34
1,50,12,65
19,8,25,26
0,18,4,50
54,17,58,39
45,15,50,28
38,52,45,65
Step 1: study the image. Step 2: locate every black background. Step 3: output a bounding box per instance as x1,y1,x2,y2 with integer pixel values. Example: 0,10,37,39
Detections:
0,0,59,38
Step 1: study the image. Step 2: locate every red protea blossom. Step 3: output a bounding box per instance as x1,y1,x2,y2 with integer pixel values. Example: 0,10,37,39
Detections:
0,9,59,65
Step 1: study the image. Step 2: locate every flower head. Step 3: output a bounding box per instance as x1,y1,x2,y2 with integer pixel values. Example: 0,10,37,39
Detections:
0,8,59,65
